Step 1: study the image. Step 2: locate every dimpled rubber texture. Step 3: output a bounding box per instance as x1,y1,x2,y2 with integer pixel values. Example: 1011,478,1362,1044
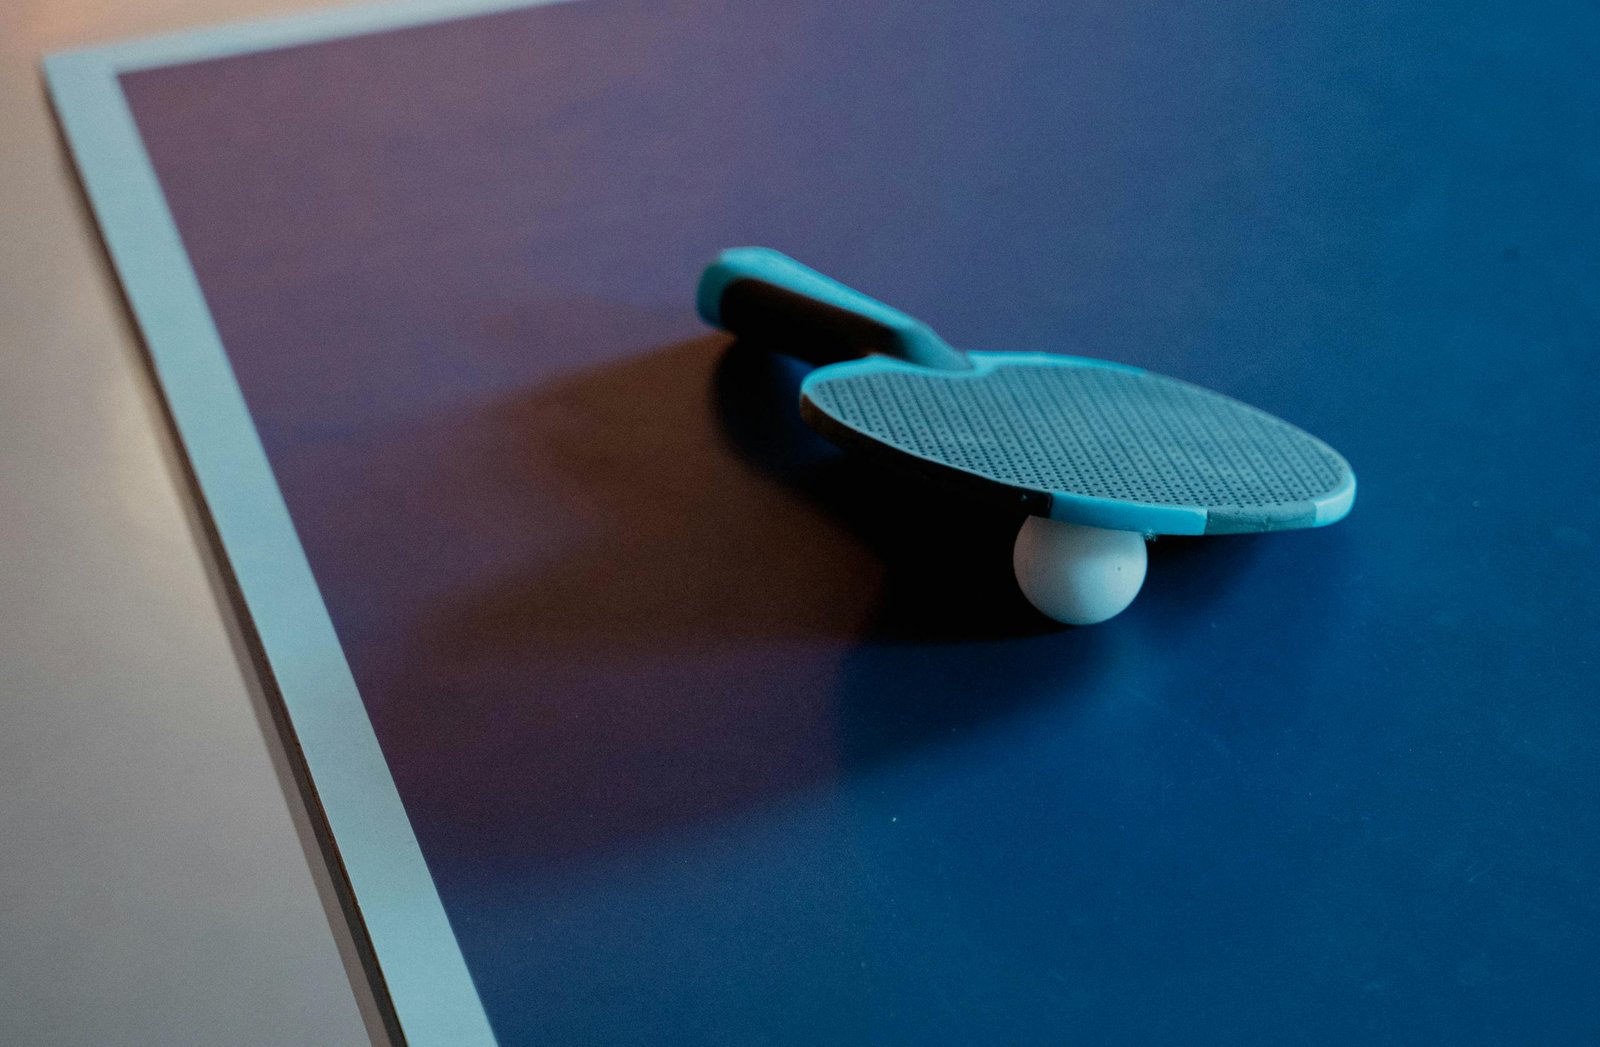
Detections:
800,355,1354,534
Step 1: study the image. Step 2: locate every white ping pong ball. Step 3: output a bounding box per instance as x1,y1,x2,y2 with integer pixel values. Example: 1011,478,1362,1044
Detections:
1013,518,1148,626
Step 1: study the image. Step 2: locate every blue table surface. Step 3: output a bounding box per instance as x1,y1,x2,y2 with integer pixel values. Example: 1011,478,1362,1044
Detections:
120,0,1598,1042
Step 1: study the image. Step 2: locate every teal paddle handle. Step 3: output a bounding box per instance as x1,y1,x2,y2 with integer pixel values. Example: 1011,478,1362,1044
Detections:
696,247,970,370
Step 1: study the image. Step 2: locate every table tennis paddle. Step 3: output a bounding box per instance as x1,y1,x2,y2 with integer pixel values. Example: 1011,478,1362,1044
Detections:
697,247,1355,624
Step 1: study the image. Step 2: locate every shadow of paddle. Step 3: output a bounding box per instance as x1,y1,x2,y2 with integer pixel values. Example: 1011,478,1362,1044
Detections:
364,335,1110,872
710,339,1058,643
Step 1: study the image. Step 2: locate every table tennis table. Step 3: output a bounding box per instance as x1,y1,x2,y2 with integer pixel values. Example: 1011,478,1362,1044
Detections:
48,0,1600,1042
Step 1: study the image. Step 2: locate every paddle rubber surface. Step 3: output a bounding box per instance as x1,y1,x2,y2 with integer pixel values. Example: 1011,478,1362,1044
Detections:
802,353,1355,533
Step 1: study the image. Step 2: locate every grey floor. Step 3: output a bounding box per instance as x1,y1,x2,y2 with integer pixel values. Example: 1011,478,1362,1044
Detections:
1,0,375,1042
